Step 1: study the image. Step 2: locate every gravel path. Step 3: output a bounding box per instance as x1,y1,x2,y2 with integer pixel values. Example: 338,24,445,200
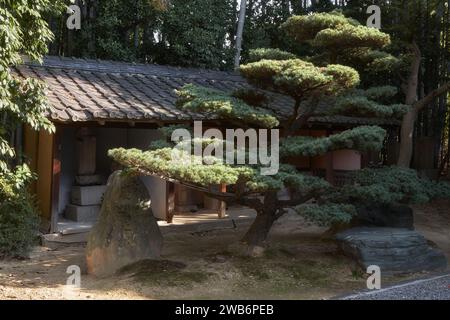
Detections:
340,274,450,300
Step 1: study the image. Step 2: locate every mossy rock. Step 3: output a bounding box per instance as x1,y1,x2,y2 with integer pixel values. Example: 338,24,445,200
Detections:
86,171,163,277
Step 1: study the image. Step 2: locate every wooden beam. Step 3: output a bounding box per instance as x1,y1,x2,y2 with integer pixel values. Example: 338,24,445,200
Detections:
133,168,238,199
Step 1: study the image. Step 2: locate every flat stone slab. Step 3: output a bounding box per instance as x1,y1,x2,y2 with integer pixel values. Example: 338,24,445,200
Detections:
75,174,104,186
336,227,448,274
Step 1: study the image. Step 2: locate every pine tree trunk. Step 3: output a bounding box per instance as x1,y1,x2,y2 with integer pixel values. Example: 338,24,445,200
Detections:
398,109,418,167
241,211,277,249
241,192,278,254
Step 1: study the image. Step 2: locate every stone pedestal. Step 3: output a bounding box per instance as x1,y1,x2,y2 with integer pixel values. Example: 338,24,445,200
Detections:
71,185,107,206
65,204,101,222
64,127,105,223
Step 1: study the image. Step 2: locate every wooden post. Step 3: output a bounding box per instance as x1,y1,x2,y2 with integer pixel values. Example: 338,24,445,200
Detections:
166,182,175,223
50,126,61,233
218,183,227,219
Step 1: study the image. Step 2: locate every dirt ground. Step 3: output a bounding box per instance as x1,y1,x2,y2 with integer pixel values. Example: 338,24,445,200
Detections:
0,200,449,300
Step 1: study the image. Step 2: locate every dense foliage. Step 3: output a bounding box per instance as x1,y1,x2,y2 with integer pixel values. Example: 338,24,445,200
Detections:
297,166,450,226
0,167,39,258
0,0,63,257
52,0,235,69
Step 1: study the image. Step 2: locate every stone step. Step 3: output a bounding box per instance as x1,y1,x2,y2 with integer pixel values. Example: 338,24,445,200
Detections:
41,232,90,249
65,204,100,222
71,185,106,206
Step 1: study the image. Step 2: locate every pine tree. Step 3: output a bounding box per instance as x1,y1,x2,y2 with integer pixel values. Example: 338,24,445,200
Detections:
109,12,450,253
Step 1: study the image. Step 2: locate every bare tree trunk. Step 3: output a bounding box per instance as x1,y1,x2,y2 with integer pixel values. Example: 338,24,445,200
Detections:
397,42,450,167
234,0,247,69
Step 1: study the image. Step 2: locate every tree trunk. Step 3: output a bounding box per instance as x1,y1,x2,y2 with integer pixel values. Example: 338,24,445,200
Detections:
234,0,247,69
241,192,278,254
397,38,450,168
241,211,277,249
398,109,418,167
398,82,450,167
397,42,421,167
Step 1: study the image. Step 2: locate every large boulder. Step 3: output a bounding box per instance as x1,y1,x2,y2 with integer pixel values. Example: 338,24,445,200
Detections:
86,171,163,277
356,204,414,230
336,227,447,274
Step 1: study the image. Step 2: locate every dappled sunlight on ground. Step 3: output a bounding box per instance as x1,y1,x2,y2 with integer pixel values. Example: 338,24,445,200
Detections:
0,203,449,300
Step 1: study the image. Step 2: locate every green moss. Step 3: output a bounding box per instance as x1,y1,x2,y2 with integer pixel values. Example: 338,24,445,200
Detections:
118,259,212,287
228,246,351,291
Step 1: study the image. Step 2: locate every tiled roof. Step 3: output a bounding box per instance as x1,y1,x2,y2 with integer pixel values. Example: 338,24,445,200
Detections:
13,56,399,126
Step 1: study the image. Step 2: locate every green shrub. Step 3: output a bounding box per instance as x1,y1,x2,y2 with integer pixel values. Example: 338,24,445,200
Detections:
0,168,40,258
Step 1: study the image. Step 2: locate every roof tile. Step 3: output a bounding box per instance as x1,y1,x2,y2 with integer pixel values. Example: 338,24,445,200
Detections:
12,56,400,127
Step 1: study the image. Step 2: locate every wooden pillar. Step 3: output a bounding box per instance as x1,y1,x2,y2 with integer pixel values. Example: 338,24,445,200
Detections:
218,183,227,219
166,182,175,223
50,126,61,233
34,129,55,230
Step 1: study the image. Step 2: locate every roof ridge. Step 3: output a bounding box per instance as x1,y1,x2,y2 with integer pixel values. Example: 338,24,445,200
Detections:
24,55,244,82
